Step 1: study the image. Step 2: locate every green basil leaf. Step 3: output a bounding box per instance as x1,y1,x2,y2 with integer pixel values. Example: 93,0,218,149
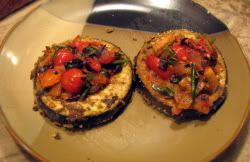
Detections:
112,59,128,65
152,84,174,97
83,47,99,56
167,58,176,65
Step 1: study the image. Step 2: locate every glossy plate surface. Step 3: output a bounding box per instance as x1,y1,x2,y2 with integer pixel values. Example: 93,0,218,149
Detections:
0,1,249,162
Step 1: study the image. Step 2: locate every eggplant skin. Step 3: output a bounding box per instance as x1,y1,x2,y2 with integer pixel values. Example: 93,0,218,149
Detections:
135,70,227,122
134,29,227,122
36,85,134,129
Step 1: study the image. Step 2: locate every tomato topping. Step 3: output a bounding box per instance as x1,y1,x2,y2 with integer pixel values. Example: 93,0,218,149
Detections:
70,41,89,52
185,38,212,58
156,66,174,80
89,41,103,49
86,57,102,72
91,73,109,85
146,55,160,72
197,38,212,57
48,83,62,97
39,69,62,88
146,55,173,80
54,65,66,73
172,44,189,61
187,50,203,71
54,49,75,66
61,68,85,94
98,50,115,64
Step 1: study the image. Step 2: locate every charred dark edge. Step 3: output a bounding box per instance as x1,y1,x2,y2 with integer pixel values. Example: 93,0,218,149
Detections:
34,62,133,130
134,51,227,123
36,82,134,130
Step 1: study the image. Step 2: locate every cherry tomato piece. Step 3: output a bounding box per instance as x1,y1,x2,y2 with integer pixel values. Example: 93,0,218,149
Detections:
61,68,85,94
39,69,62,88
172,44,189,61
146,55,173,80
197,38,212,58
70,41,89,52
156,66,174,80
54,48,75,66
146,55,160,72
86,57,102,72
98,50,115,64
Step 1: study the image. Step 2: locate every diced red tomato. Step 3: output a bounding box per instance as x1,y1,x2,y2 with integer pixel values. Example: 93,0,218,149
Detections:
39,69,62,88
146,55,160,72
61,68,85,94
54,48,75,66
187,50,203,71
156,66,174,80
146,55,173,80
70,41,89,52
173,63,188,75
197,38,212,57
98,50,115,64
187,38,212,58
86,57,102,72
172,44,189,61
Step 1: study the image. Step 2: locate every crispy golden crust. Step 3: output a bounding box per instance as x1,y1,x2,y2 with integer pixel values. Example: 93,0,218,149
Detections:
135,29,227,119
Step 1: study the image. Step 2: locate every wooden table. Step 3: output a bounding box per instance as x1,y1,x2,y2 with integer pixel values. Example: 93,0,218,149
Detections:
0,0,250,161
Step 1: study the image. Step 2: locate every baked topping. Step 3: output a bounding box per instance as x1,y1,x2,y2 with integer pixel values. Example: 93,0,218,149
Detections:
36,36,128,101
145,34,222,115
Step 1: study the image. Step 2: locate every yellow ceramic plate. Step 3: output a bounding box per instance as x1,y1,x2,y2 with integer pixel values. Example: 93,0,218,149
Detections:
0,1,250,162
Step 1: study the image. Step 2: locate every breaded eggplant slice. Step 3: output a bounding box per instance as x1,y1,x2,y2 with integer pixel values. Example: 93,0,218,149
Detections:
135,29,227,120
32,37,133,129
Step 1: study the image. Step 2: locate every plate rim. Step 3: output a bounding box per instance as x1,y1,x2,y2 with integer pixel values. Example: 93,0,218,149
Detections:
0,4,250,162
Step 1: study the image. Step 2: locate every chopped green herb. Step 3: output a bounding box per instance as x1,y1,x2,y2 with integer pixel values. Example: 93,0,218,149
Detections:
204,37,216,50
152,84,174,97
167,58,176,65
191,63,197,102
210,37,216,44
52,51,57,60
83,47,99,56
86,73,94,81
169,49,175,57
114,52,123,59
166,49,176,65
112,59,128,65
79,87,90,100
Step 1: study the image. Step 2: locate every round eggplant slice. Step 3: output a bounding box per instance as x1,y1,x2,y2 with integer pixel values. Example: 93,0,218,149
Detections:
135,29,227,120
32,37,133,129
